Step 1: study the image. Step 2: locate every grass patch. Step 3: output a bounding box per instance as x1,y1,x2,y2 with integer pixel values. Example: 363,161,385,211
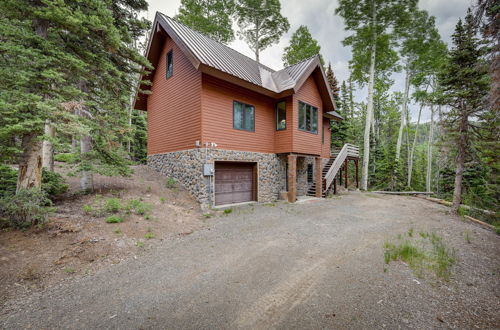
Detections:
136,240,144,248
64,267,76,274
104,198,122,213
384,230,456,280
105,215,124,224
165,177,177,189
145,232,155,239
264,202,276,207
160,197,166,204
114,227,122,234
464,230,472,243
203,213,213,219
223,208,232,215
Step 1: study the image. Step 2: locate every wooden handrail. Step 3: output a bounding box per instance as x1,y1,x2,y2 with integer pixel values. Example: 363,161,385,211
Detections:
324,143,359,192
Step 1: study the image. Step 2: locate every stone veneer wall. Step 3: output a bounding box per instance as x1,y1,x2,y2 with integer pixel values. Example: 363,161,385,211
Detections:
148,148,287,207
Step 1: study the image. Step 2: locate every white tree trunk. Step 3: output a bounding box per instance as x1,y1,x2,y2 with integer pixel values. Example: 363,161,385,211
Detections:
407,103,424,187
396,68,410,161
361,5,377,191
42,120,55,171
80,135,93,192
17,133,43,192
426,105,434,192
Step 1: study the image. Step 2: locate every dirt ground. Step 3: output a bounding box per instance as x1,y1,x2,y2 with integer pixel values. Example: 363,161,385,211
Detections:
0,164,206,304
1,191,498,329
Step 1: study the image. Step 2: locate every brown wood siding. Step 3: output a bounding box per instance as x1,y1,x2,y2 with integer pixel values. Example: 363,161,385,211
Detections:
201,74,276,153
321,118,331,158
292,76,323,156
274,95,294,153
147,36,202,155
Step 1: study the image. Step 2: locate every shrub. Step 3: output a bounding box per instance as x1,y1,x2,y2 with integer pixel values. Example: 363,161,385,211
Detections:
105,215,124,223
104,198,122,213
82,204,93,214
145,232,154,239
165,177,177,189
223,208,232,214
54,153,78,163
0,164,17,198
0,189,53,229
42,169,68,198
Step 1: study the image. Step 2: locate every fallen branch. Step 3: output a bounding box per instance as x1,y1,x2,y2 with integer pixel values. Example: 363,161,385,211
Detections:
464,215,495,230
371,191,434,195
418,196,495,216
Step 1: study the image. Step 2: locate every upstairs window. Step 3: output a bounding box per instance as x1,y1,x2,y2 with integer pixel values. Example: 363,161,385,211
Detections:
298,101,318,134
233,101,255,131
166,50,173,79
276,101,286,130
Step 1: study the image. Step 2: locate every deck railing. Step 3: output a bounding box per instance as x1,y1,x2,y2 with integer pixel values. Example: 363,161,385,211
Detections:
325,144,359,191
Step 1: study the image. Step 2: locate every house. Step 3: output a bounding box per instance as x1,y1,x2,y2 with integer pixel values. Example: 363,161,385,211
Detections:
134,12,359,208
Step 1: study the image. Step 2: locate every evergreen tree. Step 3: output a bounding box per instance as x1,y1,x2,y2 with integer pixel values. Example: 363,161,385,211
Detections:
235,0,289,62
437,10,489,214
282,25,323,66
176,0,235,44
326,63,340,101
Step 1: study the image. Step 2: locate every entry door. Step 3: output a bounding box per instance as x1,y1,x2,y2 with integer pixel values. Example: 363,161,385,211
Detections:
215,162,255,205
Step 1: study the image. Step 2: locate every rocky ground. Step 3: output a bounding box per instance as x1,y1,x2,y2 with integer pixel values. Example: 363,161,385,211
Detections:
1,191,498,329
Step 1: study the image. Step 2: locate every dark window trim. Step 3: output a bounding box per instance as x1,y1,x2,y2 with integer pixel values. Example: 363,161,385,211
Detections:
298,100,319,134
166,50,173,79
276,100,287,131
233,100,255,132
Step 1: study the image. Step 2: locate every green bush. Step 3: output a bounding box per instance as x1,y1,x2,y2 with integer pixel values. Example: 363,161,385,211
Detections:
104,198,122,213
42,169,69,198
0,189,53,229
54,153,78,163
105,215,124,223
0,164,17,198
165,177,177,189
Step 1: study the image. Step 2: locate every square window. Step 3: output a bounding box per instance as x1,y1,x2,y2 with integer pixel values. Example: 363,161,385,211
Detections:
298,101,318,134
233,101,255,131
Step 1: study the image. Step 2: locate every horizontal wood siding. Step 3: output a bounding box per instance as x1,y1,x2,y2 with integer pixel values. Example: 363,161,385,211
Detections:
201,74,276,153
292,76,323,156
147,36,201,155
274,95,293,153
321,118,331,158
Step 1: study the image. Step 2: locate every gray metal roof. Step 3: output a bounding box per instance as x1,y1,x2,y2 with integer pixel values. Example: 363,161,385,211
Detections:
159,14,319,94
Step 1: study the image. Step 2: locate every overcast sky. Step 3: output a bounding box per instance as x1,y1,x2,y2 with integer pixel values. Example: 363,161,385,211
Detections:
146,0,473,122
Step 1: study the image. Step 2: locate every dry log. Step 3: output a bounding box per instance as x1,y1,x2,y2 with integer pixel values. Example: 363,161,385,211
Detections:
371,191,434,195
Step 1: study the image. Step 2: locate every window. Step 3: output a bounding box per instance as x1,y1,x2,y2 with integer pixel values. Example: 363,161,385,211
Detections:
276,101,286,130
233,101,255,131
298,101,318,134
307,164,313,183
166,50,173,78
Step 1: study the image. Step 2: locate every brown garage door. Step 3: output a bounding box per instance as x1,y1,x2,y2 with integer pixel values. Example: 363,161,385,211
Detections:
215,162,255,205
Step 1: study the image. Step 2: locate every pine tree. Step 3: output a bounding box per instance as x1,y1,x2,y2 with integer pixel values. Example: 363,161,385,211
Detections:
235,0,289,62
437,10,489,214
282,25,323,66
176,0,235,44
326,63,340,102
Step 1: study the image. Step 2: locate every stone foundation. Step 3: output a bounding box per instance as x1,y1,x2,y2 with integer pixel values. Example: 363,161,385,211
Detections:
148,149,327,207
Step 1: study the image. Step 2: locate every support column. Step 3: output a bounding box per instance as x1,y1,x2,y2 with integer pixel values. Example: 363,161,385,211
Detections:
355,159,359,188
344,159,348,188
315,157,322,198
287,154,297,203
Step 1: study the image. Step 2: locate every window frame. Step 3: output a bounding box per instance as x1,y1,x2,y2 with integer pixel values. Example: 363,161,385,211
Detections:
232,100,255,132
276,101,287,131
307,164,313,183
166,50,173,79
298,101,318,134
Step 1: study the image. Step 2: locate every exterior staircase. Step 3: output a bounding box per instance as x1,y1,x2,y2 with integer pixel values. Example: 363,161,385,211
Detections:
306,144,359,197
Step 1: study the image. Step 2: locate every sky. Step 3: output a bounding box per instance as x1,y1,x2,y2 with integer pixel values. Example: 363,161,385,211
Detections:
146,0,473,122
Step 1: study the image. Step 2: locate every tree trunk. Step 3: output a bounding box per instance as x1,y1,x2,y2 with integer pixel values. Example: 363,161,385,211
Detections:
79,80,93,192
361,2,377,191
407,103,424,187
17,133,43,192
396,68,410,161
42,120,55,171
451,111,468,214
426,105,434,192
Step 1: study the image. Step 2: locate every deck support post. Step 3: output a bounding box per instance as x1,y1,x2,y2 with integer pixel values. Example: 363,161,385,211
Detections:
315,157,322,198
334,175,337,194
339,168,342,186
287,154,297,203
344,159,348,189
355,159,359,188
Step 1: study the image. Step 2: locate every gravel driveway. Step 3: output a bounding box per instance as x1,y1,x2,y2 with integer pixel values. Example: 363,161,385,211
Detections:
1,192,499,329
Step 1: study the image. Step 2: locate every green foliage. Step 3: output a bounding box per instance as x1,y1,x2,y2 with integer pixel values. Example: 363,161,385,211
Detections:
54,153,78,164
235,0,289,61
282,25,323,66
0,164,17,198
105,215,124,223
130,110,147,164
136,240,145,248
176,0,235,44
165,177,177,189
41,169,68,198
223,208,232,214
104,198,122,213
82,204,93,214
0,189,53,229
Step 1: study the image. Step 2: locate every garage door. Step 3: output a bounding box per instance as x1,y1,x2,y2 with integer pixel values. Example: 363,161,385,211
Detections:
215,162,255,205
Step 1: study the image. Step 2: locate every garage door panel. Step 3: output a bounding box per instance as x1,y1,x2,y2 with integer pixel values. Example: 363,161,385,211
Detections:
215,162,255,205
